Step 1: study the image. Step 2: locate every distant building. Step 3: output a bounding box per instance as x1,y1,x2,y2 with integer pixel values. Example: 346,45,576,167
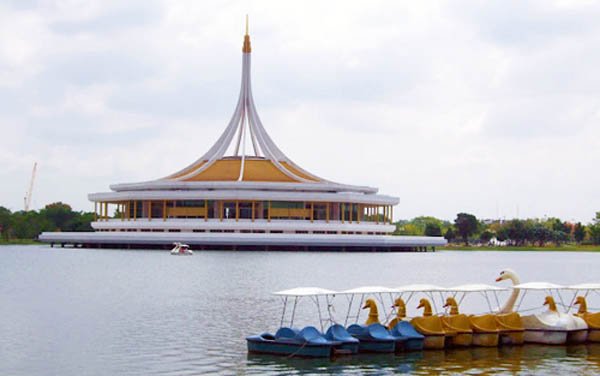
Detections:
40,23,446,251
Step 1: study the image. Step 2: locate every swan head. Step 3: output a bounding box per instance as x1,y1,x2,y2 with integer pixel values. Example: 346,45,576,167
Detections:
362,298,377,311
443,297,458,307
574,296,587,313
496,268,518,283
417,298,430,309
543,296,558,311
392,298,406,317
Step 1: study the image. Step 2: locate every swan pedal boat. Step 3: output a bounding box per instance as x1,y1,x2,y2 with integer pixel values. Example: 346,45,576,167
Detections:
246,327,336,357
387,297,425,351
508,282,588,345
411,298,454,350
170,242,193,255
247,287,358,357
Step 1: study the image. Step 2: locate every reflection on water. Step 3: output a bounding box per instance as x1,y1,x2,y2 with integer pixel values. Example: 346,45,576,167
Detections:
246,345,600,375
1,246,600,375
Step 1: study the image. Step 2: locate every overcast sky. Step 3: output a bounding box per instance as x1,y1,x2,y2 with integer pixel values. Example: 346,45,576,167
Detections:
1,0,599,222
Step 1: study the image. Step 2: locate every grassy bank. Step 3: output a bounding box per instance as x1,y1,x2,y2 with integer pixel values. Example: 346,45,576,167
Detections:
442,244,600,252
0,239,41,245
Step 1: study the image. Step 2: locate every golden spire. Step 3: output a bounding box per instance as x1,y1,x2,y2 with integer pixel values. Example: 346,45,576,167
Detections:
243,15,251,53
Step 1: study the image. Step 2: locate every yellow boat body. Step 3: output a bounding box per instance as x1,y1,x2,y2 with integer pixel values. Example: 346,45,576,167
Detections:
469,314,500,347
579,312,600,343
441,314,473,347
411,316,448,350
495,312,525,345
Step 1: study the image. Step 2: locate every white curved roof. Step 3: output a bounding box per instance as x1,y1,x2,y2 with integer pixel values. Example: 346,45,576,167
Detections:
273,287,337,296
565,283,600,290
339,286,395,294
111,181,379,194
89,189,399,205
446,284,507,292
394,284,447,292
512,282,565,290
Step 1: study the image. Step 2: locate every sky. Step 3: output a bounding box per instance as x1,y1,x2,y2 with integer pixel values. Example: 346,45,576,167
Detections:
0,0,599,222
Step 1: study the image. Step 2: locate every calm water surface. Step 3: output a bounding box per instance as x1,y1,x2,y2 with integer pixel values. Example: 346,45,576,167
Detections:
1,246,599,375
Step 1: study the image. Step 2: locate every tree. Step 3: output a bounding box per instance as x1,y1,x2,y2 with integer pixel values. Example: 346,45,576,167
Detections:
0,206,12,240
444,228,456,242
573,223,586,243
424,223,442,237
589,212,600,245
480,230,493,244
454,213,478,245
40,202,76,231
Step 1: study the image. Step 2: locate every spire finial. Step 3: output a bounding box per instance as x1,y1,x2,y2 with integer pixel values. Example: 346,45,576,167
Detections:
242,15,251,53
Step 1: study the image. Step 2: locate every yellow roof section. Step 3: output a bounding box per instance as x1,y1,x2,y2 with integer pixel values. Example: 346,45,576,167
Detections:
178,158,318,183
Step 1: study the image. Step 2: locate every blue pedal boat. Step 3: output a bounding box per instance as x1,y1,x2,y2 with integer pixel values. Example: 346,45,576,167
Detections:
246,326,335,358
347,323,396,353
325,324,360,354
390,321,425,351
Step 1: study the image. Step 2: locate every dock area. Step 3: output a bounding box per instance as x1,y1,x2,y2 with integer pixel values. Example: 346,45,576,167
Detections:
39,232,445,252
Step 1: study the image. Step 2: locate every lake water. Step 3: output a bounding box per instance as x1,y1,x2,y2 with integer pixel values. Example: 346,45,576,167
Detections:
1,245,599,375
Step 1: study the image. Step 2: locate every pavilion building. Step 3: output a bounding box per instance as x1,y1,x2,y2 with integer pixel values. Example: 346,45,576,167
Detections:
40,23,446,251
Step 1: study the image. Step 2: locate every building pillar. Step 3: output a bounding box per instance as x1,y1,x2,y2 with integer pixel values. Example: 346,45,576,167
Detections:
251,201,255,222
235,200,239,222
310,202,314,223
163,200,167,221
148,201,152,221
205,200,208,222
268,201,271,222
133,200,137,221
326,203,330,223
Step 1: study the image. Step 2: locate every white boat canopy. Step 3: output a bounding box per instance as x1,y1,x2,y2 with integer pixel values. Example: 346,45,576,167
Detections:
339,286,395,294
512,282,565,290
446,284,507,292
565,283,600,290
273,287,337,296
394,284,447,292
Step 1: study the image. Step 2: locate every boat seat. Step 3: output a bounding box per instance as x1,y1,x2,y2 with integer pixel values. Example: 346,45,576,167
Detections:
368,324,396,340
582,313,600,330
298,326,329,343
411,316,448,336
325,324,357,342
391,321,424,339
260,333,276,341
442,314,473,334
470,314,500,333
495,312,525,332
275,327,300,339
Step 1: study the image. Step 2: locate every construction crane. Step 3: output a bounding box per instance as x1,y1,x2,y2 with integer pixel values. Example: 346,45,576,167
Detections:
24,162,37,211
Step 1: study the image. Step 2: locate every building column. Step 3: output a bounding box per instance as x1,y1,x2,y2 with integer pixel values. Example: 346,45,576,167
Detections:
204,200,208,222
268,201,271,222
235,200,239,222
326,203,330,223
310,202,314,223
163,200,167,221
133,200,137,221
341,203,345,224
148,201,152,221
251,201,255,222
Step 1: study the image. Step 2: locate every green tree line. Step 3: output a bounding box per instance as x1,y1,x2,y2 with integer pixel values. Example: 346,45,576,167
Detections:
395,212,600,246
0,202,94,241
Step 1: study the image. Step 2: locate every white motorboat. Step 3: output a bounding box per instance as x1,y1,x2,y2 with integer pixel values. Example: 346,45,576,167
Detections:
170,242,193,255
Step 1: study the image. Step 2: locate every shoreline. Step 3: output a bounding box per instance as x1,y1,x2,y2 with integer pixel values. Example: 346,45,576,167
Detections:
442,244,600,252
